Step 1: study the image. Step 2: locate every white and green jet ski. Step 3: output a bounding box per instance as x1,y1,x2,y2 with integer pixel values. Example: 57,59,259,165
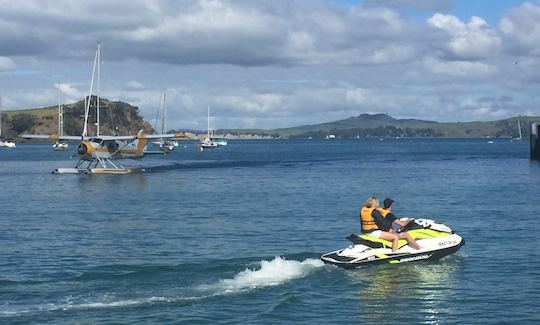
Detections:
321,218,464,269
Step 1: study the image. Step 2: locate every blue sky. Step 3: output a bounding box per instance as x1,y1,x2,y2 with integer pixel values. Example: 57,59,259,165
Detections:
1,0,540,130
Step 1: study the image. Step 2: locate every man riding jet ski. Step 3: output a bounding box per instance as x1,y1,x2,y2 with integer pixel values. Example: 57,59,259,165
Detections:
320,197,464,268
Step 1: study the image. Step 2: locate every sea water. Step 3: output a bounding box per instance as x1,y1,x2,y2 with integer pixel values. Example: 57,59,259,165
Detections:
1,139,539,324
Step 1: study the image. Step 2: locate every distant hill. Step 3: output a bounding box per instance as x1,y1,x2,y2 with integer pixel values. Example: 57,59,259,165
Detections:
3,101,537,139
1,97,152,137
269,113,538,139
172,113,538,139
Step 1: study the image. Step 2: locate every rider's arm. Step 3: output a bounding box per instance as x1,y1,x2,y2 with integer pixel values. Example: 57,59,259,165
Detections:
386,212,397,223
393,217,413,227
372,210,392,231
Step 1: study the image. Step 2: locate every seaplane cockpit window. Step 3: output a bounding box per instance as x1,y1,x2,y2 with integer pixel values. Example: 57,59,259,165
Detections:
89,138,103,144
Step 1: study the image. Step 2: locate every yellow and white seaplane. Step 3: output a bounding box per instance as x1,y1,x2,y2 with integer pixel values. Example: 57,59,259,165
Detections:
22,42,189,174
22,130,187,174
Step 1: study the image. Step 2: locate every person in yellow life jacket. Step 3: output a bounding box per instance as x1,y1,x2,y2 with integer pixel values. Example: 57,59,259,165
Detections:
360,196,420,252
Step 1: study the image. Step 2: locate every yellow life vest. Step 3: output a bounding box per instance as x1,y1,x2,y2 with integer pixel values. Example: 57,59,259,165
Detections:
378,208,390,217
360,207,379,232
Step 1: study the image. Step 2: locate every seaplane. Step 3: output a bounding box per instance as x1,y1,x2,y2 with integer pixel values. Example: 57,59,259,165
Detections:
23,128,187,174
22,42,188,174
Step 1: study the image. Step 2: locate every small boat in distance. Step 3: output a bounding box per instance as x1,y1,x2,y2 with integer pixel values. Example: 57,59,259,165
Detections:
152,91,178,152
326,134,336,139
53,85,69,151
0,96,16,148
512,115,523,142
199,106,220,151
0,137,16,148
210,134,227,146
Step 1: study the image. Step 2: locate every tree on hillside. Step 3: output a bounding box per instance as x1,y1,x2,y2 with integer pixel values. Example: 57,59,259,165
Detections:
11,113,36,133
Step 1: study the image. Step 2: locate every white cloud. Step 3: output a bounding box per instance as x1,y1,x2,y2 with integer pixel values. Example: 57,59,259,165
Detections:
500,2,540,56
422,56,497,77
54,82,82,99
0,56,15,69
217,93,283,114
346,87,371,105
0,0,538,129
124,80,146,91
428,13,501,60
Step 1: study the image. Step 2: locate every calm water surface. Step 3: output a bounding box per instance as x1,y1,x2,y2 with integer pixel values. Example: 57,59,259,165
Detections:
1,139,539,324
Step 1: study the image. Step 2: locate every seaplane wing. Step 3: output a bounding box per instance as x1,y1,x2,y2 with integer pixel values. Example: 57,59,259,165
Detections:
108,132,189,141
21,132,188,141
21,133,83,141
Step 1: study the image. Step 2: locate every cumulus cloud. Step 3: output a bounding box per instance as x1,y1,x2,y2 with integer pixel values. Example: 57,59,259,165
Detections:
0,0,426,67
0,56,15,69
54,82,83,99
428,13,501,60
365,0,451,11
500,2,540,56
124,80,146,91
0,0,538,128
422,56,498,77
217,93,284,114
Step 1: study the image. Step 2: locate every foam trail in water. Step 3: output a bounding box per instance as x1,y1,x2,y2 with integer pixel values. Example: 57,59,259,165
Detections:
0,296,191,317
1,257,324,318
200,256,324,294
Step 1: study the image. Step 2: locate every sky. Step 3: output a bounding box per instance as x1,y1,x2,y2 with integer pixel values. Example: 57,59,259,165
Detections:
1,0,540,131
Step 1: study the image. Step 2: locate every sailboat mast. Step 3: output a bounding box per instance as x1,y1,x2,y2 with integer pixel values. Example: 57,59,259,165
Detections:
518,116,522,140
161,91,166,134
207,106,210,139
58,85,62,136
97,42,101,136
0,96,3,137
83,43,99,137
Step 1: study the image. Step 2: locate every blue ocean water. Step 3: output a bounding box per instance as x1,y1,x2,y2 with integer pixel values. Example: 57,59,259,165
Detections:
1,139,539,324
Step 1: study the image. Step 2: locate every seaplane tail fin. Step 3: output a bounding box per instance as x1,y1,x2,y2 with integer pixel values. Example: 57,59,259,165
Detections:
173,132,191,139
135,130,147,155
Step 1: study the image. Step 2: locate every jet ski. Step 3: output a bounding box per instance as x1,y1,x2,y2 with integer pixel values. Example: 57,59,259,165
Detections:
321,218,464,269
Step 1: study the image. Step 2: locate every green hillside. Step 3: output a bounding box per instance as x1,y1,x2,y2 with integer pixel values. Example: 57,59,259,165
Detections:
1,97,152,137
271,114,537,139
3,101,538,139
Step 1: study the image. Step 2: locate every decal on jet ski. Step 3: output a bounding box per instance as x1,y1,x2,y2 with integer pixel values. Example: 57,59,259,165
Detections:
438,240,456,247
398,254,431,263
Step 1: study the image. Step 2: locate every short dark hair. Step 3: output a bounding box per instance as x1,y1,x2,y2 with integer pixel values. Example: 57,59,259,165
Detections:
383,198,394,209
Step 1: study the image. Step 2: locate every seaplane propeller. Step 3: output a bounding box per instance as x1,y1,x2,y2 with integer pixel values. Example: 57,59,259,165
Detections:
77,141,93,157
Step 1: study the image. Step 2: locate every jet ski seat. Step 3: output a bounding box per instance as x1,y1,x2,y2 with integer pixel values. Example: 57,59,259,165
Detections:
346,233,409,249
346,229,451,249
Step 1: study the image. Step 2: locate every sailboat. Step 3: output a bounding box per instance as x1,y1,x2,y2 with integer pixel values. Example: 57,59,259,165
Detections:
152,91,178,152
53,86,69,151
208,109,227,146
199,106,219,151
0,96,16,148
512,115,523,142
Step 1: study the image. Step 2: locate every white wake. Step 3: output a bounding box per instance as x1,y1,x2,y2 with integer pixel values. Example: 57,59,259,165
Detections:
200,256,324,294
1,257,325,318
